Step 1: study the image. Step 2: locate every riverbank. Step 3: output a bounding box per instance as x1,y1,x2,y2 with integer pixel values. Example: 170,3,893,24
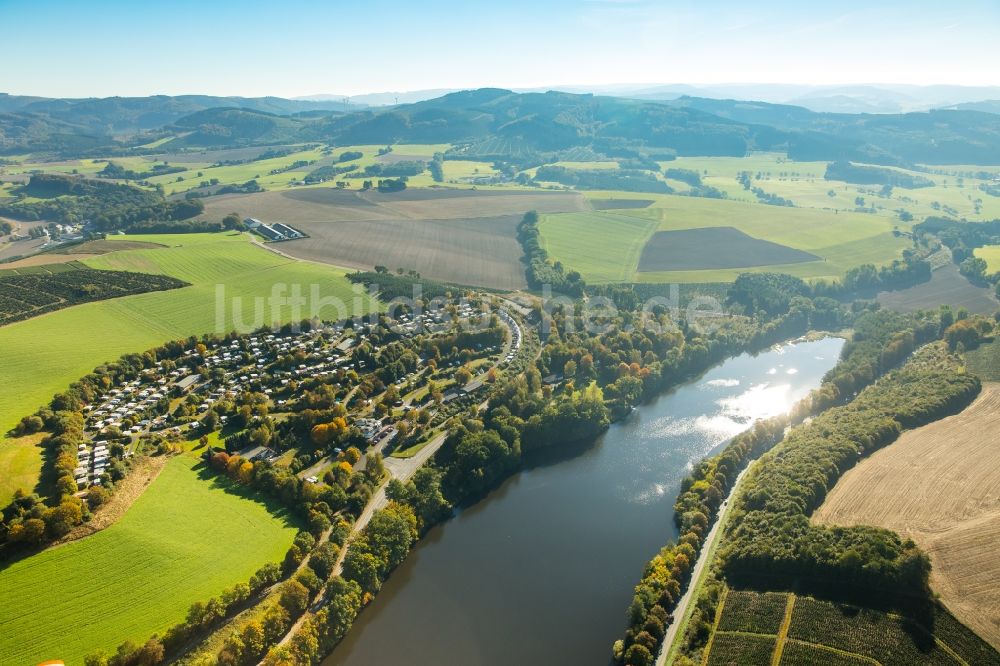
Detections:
324,338,843,666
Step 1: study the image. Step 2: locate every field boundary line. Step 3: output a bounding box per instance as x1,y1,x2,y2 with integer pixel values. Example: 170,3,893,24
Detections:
784,638,882,666
700,586,729,666
714,630,778,639
770,593,795,666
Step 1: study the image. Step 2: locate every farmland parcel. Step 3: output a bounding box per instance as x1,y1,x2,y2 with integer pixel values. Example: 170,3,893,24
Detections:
0,457,299,665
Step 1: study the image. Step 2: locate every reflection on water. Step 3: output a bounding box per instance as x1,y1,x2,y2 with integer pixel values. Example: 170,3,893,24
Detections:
324,338,844,666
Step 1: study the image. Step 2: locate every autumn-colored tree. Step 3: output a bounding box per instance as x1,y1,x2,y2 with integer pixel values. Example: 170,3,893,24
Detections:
344,446,362,465
311,423,331,445
455,366,473,385
211,451,230,471
279,580,311,615
238,461,255,485
44,499,83,537
87,485,110,511
226,455,244,479
241,619,266,659
8,518,46,544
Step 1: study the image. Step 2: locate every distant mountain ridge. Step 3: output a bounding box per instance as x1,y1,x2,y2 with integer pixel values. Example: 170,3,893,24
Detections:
4,88,1000,166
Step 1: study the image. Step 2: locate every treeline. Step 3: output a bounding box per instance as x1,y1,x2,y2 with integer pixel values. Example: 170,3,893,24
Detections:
737,171,794,206
516,210,586,297
98,161,185,181
254,503,419,665
361,160,425,177
825,161,934,189
534,166,673,193
727,260,932,318
0,268,187,326
305,164,355,184
0,174,204,231
125,219,226,234
722,343,981,603
347,269,455,300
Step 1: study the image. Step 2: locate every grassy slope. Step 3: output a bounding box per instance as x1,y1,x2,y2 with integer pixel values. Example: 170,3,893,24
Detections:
0,232,377,435
0,433,46,506
0,456,300,665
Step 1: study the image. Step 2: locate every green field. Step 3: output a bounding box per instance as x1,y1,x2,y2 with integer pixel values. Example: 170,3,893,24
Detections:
0,456,300,665
0,433,46,506
975,245,1000,273
540,194,908,283
0,232,377,436
666,153,1000,221
538,210,658,282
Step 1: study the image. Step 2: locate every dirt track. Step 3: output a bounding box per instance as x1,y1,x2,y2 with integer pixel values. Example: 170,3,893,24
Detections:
813,383,1000,649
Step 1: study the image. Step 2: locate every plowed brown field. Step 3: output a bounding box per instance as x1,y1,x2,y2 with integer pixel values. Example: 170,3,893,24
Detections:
201,188,586,289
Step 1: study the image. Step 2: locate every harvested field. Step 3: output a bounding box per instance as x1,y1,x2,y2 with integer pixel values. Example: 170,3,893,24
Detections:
637,227,819,272
201,188,586,289
0,253,90,269
279,215,527,289
203,187,585,225
590,198,654,210
877,263,998,314
814,383,1000,649
0,240,166,270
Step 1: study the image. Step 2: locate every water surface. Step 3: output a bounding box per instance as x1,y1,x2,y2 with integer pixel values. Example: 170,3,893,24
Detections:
325,337,844,666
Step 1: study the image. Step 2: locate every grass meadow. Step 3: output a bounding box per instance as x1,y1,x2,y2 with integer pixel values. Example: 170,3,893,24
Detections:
0,433,46,506
974,245,1000,273
540,194,909,283
0,456,300,665
0,232,376,436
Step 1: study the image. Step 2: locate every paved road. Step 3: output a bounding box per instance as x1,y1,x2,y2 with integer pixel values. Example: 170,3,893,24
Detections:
656,465,752,666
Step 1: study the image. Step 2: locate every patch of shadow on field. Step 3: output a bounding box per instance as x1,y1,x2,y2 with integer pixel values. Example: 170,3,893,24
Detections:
637,227,819,272
591,198,654,210
278,215,528,290
195,462,301,529
878,263,999,314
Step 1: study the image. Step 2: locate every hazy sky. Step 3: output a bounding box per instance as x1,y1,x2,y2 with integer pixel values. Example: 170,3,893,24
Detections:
4,0,998,97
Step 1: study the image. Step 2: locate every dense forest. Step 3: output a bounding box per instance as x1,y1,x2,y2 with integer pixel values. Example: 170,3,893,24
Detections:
6,89,1000,167
0,174,203,231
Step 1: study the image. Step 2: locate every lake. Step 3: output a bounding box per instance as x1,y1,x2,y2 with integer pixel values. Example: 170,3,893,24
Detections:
325,337,844,666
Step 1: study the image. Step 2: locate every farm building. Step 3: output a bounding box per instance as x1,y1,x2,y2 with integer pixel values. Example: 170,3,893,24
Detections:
256,224,284,241
273,223,303,239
